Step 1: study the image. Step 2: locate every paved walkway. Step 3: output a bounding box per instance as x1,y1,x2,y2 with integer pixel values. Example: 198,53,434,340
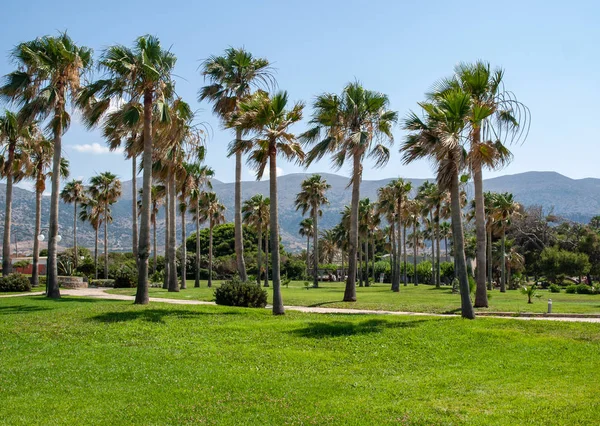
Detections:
2,288,600,323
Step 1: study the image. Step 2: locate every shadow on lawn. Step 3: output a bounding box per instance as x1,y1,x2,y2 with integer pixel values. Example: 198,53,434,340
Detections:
0,304,51,315
291,318,440,338
89,308,237,324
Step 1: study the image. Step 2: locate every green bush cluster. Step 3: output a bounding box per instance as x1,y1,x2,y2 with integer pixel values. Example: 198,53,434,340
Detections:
576,284,592,294
0,274,31,292
565,285,577,294
90,279,115,287
549,284,561,293
214,276,268,308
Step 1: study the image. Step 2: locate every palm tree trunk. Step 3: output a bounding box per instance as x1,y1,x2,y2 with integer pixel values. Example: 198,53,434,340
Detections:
168,169,178,292
313,204,319,288
263,230,269,287
371,234,376,284
430,213,435,285
487,226,493,290
413,224,418,286
256,225,262,286
208,222,213,288
163,186,169,290
104,209,109,279
395,216,403,290
341,249,345,282
306,236,310,278
435,207,441,288
135,89,153,304
450,169,475,319
47,104,64,298
472,131,488,307
365,238,370,287
445,236,449,263
269,147,284,315
500,224,507,292
94,227,99,280
180,205,187,290
153,217,157,274
195,201,200,287
344,153,360,302
234,129,247,282
403,224,408,286
32,183,42,287
2,143,15,277
132,155,138,265
390,222,396,290
358,237,363,288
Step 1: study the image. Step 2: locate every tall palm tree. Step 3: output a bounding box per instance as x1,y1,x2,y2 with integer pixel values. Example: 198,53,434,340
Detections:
242,194,270,285
298,217,314,277
23,137,68,286
302,82,397,302
433,62,529,308
319,228,338,264
233,90,304,315
81,35,175,304
406,199,423,286
198,192,225,288
401,87,476,319
79,197,104,279
417,181,445,287
332,221,348,280
88,172,122,279
60,179,86,268
1,33,92,297
439,221,452,263
0,110,34,276
377,185,397,288
386,179,412,290
138,185,165,274
295,174,331,288
492,192,521,292
199,48,274,283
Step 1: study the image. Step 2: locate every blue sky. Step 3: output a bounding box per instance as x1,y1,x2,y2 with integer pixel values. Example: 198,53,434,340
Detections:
1,0,599,190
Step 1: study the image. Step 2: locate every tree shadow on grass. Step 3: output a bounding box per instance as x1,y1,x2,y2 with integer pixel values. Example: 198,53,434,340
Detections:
290,318,441,338
0,305,51,315
89,308,238,324
307,301,342,307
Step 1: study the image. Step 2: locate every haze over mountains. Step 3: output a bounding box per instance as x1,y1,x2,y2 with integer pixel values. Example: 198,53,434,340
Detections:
1,171,599,254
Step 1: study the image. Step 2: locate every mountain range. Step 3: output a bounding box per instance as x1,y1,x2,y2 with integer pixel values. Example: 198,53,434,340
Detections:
1,171,599,254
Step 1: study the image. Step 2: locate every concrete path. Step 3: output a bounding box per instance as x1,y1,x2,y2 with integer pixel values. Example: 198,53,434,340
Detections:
2,287,600,323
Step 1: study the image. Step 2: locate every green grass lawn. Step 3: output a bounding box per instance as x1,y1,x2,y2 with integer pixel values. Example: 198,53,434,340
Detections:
108,281,600,314
1,295,599,425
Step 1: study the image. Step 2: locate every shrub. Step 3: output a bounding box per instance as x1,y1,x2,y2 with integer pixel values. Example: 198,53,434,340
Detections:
150,270,164,283
111,263,138,288
0,273,31,292
34,276,47,288
214,276,268,308
90,279,115,288
565,285,577,294
549,284,561,293
576,284,592,295
440,262,454,283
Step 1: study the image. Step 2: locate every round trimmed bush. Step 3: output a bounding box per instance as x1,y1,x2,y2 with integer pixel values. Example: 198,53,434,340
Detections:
214,276,267,308
0,273,31,292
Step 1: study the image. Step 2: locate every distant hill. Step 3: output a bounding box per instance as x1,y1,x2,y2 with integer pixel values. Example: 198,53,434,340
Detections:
1,171,599,254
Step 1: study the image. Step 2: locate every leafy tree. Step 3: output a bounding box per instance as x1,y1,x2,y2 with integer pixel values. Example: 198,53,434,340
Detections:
539,247,591,283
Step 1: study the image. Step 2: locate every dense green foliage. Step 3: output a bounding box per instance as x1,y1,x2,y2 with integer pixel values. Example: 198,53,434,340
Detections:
539,247,591,283
214,276,268,308
0,273,31,292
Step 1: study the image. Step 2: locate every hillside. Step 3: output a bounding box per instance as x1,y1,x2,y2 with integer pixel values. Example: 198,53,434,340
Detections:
1,171,599,254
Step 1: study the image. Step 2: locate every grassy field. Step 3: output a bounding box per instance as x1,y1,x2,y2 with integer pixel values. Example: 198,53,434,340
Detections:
108,281,600,314
1,295,599,425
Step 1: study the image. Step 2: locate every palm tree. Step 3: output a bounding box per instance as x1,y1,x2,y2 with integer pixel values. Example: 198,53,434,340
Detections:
23,137,68,286
88,172,122,279
233,90,304,315
319,229,338,264
295,174,331,287
243,194,270,285
1,33,92,297
401,87,476,319
385,179,412,291
433,62,529,308
332,222,348,280
298,217,314,277
199,48,274,283
492,192,521,292
60,179,86,268
406,199,422,286
302,82,397,302
79,197,104,279
439,221,452,263
0,110,34,276
417,181,444,287
198,192,225,288
81,35,175,304
138,185,165,274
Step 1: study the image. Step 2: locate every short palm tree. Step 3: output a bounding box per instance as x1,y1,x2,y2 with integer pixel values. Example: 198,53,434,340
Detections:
0,32,92,297
198,192,225,288
302,82,397,302
60,179,86,268
88,172,122,279
232,90,304,315
385,179,412,291
79,197,104,279
295,174,331,287
199,47,274,283
319,228,338,264
439,221,452,263
0,110,34,276
138,185,165,274
377,185,397,288
492,192,521,292
298,217,314,276
243,194,270,286
401,87,476,319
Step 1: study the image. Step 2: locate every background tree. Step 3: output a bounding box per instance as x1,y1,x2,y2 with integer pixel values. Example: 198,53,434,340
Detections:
492,192,521,292
198,192,225,288
88,172,122,279
298,217,314,276
199,47,274,283
303,82,397,302
79,197,104,279
1,33,92,297
295,174,331,287
234,90,304,315
60,179,86,268
243,194,270,285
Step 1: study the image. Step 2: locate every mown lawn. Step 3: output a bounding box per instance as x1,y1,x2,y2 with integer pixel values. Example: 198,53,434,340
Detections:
1,295,599,425
108,281,600,314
